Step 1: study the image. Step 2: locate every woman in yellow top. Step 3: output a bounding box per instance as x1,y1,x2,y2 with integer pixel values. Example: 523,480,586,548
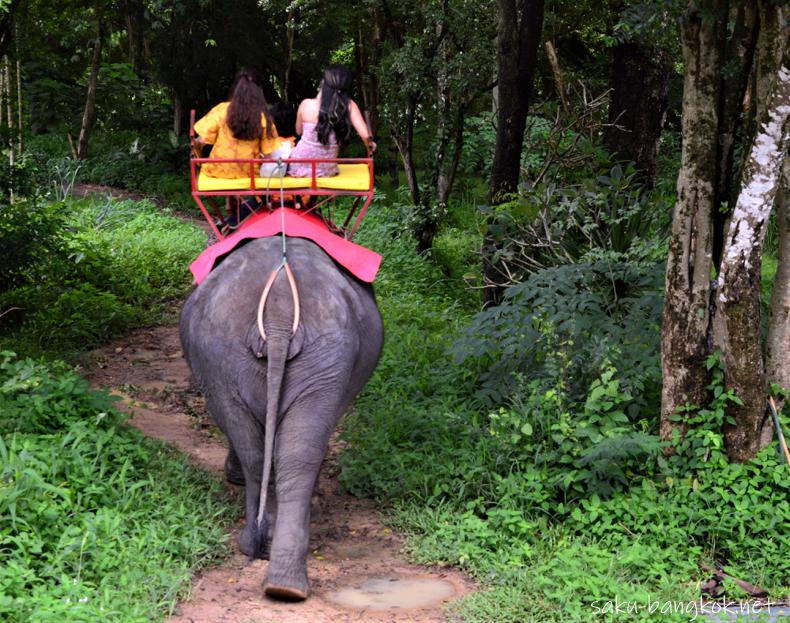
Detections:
194,69,280,178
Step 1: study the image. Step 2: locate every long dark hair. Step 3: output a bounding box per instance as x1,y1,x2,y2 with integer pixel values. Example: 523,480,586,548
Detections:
317,65,353,148
226,69,274,140
270,101,297,138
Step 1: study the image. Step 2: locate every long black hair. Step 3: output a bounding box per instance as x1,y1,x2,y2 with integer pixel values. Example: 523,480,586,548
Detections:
226,69,274,141
316,65,353,148
270,101,297,138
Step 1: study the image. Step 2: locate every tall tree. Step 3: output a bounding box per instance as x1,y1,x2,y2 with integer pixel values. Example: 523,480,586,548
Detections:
482,0,545,306
711,5,788,462
0,0,20,57
603,3,671,187
661,0,789,461
414,0,493,253
766,158,790,414
352,3,396,183
378,0,493,253
76,17,105,160
378,0,438,209
710,1,759,268
660,1,724,446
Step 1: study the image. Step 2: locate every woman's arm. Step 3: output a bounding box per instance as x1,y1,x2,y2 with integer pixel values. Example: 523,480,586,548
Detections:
295,100,306,136
193,103,224,145
349,100,376,153
192,136,206,159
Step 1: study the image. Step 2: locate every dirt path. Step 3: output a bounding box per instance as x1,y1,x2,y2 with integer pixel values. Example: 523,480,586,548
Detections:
85,324,475,623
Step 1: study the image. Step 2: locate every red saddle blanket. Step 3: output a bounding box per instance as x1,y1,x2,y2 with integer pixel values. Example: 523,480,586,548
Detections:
190,208,382,285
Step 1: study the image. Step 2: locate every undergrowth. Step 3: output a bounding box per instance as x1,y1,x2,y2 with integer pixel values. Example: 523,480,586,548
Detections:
25,131,193,212
343,200,790,622
0,353,239,622
0,195,204,358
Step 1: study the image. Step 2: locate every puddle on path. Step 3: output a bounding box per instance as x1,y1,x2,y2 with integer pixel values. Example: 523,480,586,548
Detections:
327,576,456,611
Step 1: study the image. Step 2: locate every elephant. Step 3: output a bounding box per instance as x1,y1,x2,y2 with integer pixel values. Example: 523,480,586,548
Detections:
179,235,383,600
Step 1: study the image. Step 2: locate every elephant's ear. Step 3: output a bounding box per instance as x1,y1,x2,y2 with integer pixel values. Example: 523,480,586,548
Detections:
246,323,305,361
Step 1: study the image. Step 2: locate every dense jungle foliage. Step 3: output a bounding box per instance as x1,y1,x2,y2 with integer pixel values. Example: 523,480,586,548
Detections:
1,0,788,621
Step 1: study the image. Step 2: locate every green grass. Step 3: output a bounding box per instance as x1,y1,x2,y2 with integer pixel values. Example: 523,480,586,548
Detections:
762,255,777,305
0,143,238,622
0,195,205,358
0,354,239,622
342,196,790,623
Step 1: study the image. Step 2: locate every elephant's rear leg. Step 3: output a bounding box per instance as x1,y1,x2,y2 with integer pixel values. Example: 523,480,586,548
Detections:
224,446,246,486
263,396,345,600
206,399,275,558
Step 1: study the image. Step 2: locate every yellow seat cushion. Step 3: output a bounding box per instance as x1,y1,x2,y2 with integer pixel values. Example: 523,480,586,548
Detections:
196,163,371,192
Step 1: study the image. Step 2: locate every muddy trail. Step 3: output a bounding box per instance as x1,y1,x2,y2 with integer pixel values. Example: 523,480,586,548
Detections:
85,322,474,622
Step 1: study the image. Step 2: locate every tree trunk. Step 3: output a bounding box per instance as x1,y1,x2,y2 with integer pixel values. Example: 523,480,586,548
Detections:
173,89,183,137
415,40,457,254
660,2,726,448
437,105,466,208
0,56,4,131
391,95,420,207
4,56,12,169
603,39,670,187
14,23,21,154
355,15,382,136
77,20,105,160
388,139,399,186
487,0,544,203
282,9,295,101
0,0,20,57
482,0,545,306
766,157,790,408
741,1,785,176
356,9,389,181
711,2,759,269
713,59,789,463
543,40,569,115
124,2,145,77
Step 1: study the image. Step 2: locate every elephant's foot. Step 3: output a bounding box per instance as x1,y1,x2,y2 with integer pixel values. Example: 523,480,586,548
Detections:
237,521,271,560
263,581,309,601
264,558,309,601
224,450,245,486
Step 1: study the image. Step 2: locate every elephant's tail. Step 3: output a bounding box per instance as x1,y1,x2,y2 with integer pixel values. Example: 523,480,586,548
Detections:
251,258,300,559
252,329,289,559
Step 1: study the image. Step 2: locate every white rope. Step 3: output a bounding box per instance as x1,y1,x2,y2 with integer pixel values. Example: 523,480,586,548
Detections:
256,157,300,342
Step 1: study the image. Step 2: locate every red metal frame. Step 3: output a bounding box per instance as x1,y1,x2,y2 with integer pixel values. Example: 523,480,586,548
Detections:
189,109,374,242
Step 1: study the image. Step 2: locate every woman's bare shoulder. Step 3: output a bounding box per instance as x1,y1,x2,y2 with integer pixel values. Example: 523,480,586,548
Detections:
298,97,320,121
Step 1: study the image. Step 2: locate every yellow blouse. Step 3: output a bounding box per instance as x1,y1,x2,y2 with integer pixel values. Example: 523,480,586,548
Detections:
194,102,279,178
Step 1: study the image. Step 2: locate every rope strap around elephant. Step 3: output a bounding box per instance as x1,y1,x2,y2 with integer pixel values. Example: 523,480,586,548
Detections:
256,260,299,340
256,160,301,342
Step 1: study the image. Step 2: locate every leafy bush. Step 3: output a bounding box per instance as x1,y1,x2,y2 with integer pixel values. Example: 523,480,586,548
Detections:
0,355,116,434
457,112,555,180
66,198,205,307
458,112,497,177
0,199,64,292
25,130,193,211
0,154,39,201
454,255,665,413
30,283,137,351
0,353,237,622
484,164,670,284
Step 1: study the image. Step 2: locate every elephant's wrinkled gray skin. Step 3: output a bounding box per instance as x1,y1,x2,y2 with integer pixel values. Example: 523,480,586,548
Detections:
180,236,383,600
